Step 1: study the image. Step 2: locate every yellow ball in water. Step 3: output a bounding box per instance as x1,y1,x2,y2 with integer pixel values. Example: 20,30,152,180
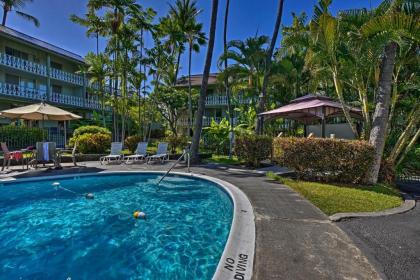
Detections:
133,211,146,220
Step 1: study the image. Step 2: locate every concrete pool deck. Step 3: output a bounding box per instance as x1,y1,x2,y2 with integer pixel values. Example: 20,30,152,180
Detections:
1,162,380,279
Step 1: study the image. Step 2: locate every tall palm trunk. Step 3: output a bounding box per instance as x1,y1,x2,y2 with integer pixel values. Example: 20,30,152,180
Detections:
367,42,398,184
101,82,106,127
191,0,219,163
174,50,182,85
255,0,285,134
187,41,193,137
2,7,9,26
223,0,233,158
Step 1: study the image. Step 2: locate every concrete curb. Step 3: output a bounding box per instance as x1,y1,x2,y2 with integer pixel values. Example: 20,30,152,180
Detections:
330,193,416,222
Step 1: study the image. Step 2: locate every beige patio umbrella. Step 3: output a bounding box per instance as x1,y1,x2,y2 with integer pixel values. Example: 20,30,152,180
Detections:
0,102,82,142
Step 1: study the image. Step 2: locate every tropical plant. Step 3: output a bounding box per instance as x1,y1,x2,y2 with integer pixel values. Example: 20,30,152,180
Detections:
1,0,39,27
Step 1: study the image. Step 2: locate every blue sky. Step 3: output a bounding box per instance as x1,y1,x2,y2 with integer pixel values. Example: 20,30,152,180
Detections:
7,0,381,77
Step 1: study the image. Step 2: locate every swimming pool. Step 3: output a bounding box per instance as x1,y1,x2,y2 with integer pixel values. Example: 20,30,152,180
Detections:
0,173,233,279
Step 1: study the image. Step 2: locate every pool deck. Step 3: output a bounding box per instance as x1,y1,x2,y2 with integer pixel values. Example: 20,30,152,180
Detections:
1,162,380,279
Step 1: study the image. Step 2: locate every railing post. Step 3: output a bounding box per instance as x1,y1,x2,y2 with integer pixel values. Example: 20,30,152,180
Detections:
46,55,51,102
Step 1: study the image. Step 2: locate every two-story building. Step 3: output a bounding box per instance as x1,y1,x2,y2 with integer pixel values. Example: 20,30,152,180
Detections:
175,73,249,129
0,26,102,131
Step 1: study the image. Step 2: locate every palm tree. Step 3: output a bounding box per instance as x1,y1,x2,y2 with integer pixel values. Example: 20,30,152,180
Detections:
255,0,285,134
70,8,105,55
1,0,39,27
190,0,219,163
223,0,233,158
84,52,110,127
169,0,205,136
361,0,419,184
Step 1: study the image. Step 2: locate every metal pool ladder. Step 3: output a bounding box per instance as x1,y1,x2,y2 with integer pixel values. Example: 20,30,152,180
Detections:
157,148,190,185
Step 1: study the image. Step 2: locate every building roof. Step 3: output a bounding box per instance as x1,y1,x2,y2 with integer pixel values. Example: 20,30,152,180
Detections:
0,25,85,63
175,73,218,87
260,94,362,123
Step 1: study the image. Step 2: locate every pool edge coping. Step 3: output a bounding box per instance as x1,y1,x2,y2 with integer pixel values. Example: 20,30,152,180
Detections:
1,170,255,280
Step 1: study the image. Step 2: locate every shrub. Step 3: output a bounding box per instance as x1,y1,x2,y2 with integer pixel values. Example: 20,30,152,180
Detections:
273,137,375,184
0,125,43,149
72,125,111,138
234,134,272,167
125,135,143,153
75,133,111,154
165,134,189,154
202,119,230,154
379,159,396,184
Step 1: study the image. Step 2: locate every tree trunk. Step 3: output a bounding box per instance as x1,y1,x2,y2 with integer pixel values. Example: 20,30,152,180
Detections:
357,87,370,139
396,129,420,167
187,42,193,137
255,0,285,134
367,42,398,184
223,0,233,158
190,0,219,163
101,82,106,128
2,8,8,26
174,50,182,85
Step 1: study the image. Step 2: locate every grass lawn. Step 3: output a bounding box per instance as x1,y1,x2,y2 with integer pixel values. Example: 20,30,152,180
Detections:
267,174,403,215
205,155,243,165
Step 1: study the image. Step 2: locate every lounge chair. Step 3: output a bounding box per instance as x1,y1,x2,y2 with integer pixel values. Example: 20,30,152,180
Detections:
58,142,78,167
29,142,59,169
125,142,148,164
1,142,25,171
100,142,123,165
147,142,169,164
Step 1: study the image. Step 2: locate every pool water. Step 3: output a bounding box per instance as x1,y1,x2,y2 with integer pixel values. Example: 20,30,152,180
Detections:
0,173,233,279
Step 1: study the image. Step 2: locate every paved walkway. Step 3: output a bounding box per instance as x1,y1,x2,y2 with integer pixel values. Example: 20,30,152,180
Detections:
338,194,420,280
1,162,380,279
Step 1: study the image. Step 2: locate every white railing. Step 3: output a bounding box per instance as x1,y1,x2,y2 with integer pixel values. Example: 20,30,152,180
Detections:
50,68,84,86
0,52,47,76
205,95,249,106
51,92,101,109
0,82,45,100
178,117,237,127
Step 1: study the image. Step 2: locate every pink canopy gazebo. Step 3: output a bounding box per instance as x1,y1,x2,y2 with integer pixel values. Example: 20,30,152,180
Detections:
259,94,362,137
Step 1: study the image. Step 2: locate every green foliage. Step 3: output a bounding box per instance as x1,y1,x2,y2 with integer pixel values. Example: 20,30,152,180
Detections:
266,171,285,184
165,134,189,154
69,125,112,154
273,137,375,184
202,119,231,155
124,135,143,153
75,133,112,154
234,134,272,167
0,125,43,149
72,125,111,138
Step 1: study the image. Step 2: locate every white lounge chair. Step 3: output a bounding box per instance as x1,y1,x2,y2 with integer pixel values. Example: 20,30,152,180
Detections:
147,142,169,164
125,142,148,164
100,142,123,165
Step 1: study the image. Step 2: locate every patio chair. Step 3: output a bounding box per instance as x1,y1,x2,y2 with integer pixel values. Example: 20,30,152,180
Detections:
58,142,78,167
147,142,169,164
29,142,59,169
100,142,123,165
1,142,25,171
125,142,148,164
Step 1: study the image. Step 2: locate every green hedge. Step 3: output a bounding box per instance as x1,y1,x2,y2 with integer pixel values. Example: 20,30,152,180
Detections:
273,137,375,184
0,125,43,149
69,125,111,154
125,135,143,153
234,134,272,167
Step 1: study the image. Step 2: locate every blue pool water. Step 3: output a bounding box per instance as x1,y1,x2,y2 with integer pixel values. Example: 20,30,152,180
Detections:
0,173,233,279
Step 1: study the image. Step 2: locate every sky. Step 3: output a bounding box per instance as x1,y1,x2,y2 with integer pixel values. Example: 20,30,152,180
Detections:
6,0,382,78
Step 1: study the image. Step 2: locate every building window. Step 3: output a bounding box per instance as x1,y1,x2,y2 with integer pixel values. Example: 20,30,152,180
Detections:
50,61,63,70
5,47,28,60
52,84,62,93
5,74,19,85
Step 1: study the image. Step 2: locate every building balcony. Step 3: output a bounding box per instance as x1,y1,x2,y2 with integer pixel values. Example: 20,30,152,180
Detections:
0,52,47,76
205,95,249,106
178,116,238,127
50,68,84,86
0,82,101,110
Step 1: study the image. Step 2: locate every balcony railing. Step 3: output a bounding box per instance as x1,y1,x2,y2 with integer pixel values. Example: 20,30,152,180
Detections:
0,82,45,100
205,95,249,106
178,116,238,127
0,82,101,110
51,92,101,110
0,52,47,76
50,68,84,86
